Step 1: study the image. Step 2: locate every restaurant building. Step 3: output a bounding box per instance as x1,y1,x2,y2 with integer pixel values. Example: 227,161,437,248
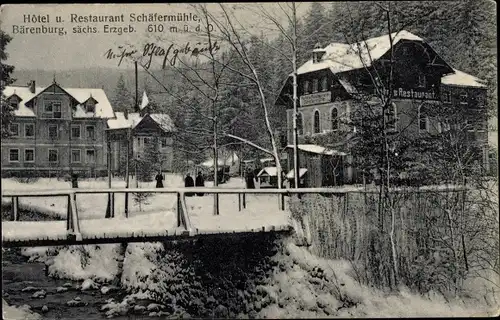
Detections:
276,30,489,186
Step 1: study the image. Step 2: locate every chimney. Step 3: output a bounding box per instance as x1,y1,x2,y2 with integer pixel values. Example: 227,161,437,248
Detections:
28,80,36,93
312,43,326,63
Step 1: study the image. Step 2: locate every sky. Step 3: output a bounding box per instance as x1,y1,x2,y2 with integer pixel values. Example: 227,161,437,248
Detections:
0,3,313,71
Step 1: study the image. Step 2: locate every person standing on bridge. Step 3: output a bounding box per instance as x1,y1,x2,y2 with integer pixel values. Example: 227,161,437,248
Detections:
185,173,194,197
195,172,205,196
155,171,164,188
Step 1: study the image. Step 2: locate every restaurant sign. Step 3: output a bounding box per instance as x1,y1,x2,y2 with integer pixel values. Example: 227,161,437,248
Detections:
383,88,438,100
300,91,331,106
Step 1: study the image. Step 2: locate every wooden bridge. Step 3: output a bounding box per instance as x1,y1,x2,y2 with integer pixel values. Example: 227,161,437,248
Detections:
2,185,470,248
1,187,325,248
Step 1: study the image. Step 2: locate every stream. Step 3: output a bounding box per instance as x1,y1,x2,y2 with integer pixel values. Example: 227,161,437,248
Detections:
3,248,125,319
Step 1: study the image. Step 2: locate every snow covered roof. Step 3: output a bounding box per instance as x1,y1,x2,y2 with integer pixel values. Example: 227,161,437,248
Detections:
107,112,175,132
200,152,239,168
296,30,424,75
107,112,143,129
287,144,347,156
257,167,279,177
285,168,308,179
3,86,43,117
66,88,115,118
441,69,487,88
150,113,176,132
2,85,114,118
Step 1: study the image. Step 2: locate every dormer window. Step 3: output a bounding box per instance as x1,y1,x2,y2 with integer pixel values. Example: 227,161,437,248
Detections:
86,101,95,113
9,97,18,109
312,43,326,63
85,96,98,113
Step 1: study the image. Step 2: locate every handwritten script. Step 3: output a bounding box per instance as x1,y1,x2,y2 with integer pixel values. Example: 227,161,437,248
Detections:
104,41,221,69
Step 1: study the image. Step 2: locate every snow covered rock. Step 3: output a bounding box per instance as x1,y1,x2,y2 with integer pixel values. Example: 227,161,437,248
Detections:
146,303,163,312
56,287,68,293
32,290,46,298
100,285,118,294
80,279,99,291
133,305,146,313
21,286,39,292
41,305,49,313
66,299,86,307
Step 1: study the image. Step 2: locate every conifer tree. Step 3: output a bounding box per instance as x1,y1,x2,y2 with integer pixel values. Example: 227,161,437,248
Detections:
1,31,16,138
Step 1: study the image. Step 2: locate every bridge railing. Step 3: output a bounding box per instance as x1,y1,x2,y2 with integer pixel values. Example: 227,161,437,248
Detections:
2,186,471,242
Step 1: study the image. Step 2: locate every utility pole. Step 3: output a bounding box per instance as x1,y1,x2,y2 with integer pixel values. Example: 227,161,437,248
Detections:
135,61,139,112
292,2,300,189
213,104,219,215
124,128,130,218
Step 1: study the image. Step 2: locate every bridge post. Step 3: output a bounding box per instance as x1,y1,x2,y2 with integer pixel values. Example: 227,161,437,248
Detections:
238,193,241,211
280,193,285,211
243,193,246,209
177,192,182,227
11,196,19,221
66,195,71,230
111,192,115,218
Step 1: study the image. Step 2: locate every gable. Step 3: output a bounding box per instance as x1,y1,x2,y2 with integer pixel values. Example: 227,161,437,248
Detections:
25,83,80,106
132,115,166,135
378,40,453,75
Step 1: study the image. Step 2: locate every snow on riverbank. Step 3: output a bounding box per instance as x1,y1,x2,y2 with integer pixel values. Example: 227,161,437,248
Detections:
2,299,41,320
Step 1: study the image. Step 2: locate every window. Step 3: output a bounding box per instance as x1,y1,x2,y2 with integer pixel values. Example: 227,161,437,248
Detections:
48,125,58,139
387,103,397,130
297,113,304,135
24,123,35,138
9,123,19,137
86,125,95,140
43,101,62,118
24,149,35,162
71,125,81,139
86,101,95,113
160,138,168,148
48,149,58,162
331,108,339,131
9,149,19,162
71,149,81,163
303,80,310,94
321,77,328,91
86,149,96,163
419,106,428,132
9,97,18,109
418,74,426,88
313,110,321,134
312,79,319,93
442,90,451,104
460,91,468,104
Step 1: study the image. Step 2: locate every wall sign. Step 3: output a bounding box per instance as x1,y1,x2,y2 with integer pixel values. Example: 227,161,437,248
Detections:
300,91,332,106
383,88,438,100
